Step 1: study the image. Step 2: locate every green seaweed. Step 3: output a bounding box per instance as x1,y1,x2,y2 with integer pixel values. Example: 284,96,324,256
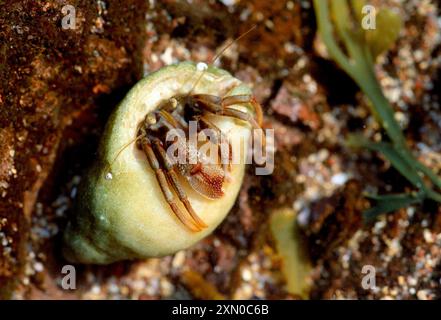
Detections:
313,0,441,220
270,208,312,299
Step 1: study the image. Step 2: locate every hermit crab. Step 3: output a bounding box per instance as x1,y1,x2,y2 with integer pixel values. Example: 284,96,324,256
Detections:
63,62,264,264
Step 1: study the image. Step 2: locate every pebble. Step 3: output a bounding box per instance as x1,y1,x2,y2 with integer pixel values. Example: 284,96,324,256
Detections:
34,262,44,273
172,251,186,269
331,173,349,186
241,268,252,282
416,289,430,300
423,229,434,243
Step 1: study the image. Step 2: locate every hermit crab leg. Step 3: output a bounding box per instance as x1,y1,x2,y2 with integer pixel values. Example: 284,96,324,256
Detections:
192,94,261,129
223,96,267,151
139,134,201,232
160,110,178,127
218,108,260,129
171,111,189,130
199,116,233,172
159,108,190,132
221,95,263,127
151,138,208,230
194,94,267,153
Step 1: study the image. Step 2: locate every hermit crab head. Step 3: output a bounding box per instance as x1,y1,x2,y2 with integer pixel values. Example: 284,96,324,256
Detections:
63,62,262,264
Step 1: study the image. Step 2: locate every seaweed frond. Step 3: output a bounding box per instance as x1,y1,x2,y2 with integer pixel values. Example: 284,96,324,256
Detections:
313,0,441,220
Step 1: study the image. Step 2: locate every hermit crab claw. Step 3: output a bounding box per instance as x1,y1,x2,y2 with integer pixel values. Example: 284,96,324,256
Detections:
187,163,225,200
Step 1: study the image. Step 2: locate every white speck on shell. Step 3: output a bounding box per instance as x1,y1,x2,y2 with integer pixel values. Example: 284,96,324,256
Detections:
105,172,113,180
196,62,208,71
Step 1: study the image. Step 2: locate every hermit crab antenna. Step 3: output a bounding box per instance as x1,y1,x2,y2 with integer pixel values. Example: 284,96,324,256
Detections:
189,25,257,94
212,24,257,64
104,134,143,179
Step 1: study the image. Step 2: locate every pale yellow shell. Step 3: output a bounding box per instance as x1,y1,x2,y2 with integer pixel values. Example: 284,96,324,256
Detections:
63,62,252,264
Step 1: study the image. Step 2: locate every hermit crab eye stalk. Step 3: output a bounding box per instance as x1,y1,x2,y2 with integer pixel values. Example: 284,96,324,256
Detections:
169,97,178,110
146,112,157,125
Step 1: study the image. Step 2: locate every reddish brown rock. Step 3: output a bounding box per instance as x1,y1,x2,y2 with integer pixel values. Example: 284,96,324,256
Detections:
0,0,147,297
